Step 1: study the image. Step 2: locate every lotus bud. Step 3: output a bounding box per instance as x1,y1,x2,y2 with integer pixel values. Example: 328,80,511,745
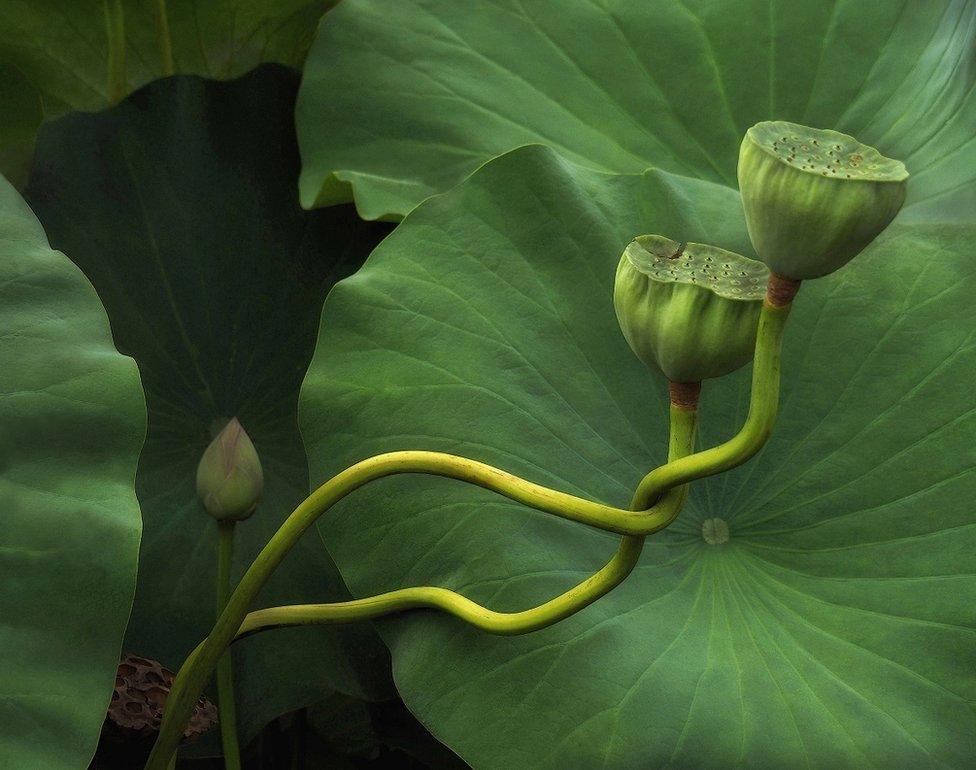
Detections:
614,235,768,385
738,120,908,280
195,418,263,522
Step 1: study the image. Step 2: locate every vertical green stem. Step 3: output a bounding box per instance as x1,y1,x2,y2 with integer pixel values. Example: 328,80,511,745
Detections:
216,521,242,770
153,0,175,75
103,0,126,103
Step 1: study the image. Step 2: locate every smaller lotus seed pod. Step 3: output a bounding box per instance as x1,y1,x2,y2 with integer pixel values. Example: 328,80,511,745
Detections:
614,235,768,383
195,417,264,522
738,121,908,280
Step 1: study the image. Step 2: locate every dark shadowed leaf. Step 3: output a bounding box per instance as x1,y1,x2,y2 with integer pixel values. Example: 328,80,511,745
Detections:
24,64,393,747
0,0,336,181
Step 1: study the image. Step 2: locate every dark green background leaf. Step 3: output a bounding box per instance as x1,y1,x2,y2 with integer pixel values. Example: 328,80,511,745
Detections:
301,143,976,768
297,0,976,220
0,177,144,766
0,0,335,183
0,63,43,188
24,65,394,747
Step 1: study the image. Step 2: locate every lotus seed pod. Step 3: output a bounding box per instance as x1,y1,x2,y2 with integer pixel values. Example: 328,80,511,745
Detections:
104,653,217,743
738,120,908,280
195,417,264,522
614,235,768,383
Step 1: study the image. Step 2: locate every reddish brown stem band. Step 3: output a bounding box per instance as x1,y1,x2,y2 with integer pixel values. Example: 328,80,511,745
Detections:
668,381,701,410
766,273,801,307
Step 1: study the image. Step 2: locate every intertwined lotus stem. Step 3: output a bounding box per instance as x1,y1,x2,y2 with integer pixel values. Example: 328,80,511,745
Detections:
146,121,908,769
146,291,794,769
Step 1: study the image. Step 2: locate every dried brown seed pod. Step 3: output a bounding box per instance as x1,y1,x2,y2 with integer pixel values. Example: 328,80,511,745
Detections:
102,653,217,743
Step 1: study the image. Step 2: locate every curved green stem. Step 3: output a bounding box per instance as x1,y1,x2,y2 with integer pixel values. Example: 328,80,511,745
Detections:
149,407,695,770
147,298,793,770
233,405,697,639
147,415,692,769
633,299,791,501
216,521,241,770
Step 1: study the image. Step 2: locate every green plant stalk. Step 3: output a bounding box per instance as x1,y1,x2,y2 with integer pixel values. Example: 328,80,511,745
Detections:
103,0,126,104
153,0,175,76
216,521,241,770
146,417,693,769
231,405,696,639
147,293,794,770
205,296,788,644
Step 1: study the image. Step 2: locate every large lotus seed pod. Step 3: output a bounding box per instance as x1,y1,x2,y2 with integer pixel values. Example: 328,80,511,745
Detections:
196,417,264,522
738,121,908,280
614,235,768,384
102,653,217,743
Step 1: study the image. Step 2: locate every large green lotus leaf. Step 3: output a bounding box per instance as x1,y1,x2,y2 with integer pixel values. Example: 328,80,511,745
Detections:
23,65,393,747
0,0,336,183
296,0,976,219
0,176,144,766
301,144,976,768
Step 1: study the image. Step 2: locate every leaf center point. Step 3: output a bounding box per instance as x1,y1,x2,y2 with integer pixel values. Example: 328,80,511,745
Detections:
701,517,730,545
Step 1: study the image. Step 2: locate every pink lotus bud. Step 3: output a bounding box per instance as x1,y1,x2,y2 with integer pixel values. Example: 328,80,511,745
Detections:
195,418,263,522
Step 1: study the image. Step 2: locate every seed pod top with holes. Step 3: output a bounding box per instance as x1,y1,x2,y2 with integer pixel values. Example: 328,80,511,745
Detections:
103,653,217,743
738,120,908,280
195,418,263,522
613,235,768,383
